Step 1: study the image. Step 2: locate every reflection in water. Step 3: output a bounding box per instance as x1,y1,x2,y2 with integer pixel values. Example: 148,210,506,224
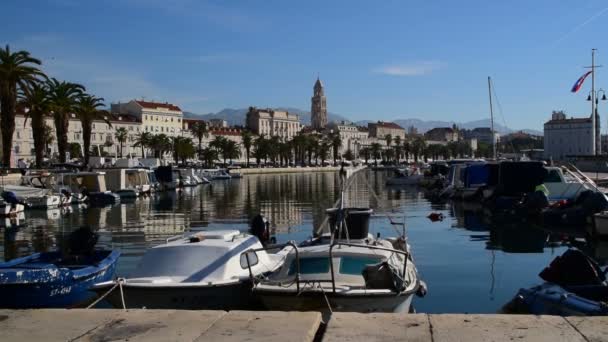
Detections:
1,170,605,313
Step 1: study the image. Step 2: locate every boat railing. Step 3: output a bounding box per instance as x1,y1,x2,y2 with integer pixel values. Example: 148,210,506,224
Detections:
165,234,185,243
328,242,409,294
244,240,409,295
244,241,300,293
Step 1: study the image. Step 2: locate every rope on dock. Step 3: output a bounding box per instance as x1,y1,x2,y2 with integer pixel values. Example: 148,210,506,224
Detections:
318,283,333,314
86,278,127,310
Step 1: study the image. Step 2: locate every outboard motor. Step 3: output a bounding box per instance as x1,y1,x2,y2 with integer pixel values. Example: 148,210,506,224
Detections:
250,214,270,245
65,227,99,257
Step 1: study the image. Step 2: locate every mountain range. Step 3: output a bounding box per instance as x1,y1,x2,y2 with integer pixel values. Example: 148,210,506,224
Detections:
184,108,542,136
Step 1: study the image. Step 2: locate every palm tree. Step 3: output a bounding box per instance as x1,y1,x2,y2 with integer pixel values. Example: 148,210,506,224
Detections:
200,147,218,167
385,134,392,148
114,127,128,158
149,134,171,158
21,83,50,168
360,147,370,164
172,136,195,164
223,140,241,164
189,121,208,158
330,132,342,165
370,143,382,166
253,135,267,165
307,135,319,165
133,131,152,158
241,130,253,167
76,94,109,166
0,45,45,166
393,135,402,163
412,137,426,162
42,124,54,159
318,140,331,165
47,78,85,163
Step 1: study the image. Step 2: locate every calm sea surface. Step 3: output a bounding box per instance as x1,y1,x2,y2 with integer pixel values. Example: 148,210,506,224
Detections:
2,170,604,313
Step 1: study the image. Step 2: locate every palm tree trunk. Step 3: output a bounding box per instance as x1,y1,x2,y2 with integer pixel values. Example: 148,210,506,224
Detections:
54,113,69,164
32,115,45,168
0,85,17,167
82,120,92,167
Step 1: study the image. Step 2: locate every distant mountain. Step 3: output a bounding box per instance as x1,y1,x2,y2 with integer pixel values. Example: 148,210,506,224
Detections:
356,118,542,136
183,108,348,126
183,109,542,136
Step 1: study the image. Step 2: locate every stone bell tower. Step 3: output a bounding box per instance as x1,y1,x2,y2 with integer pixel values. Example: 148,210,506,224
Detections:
311,77,327,130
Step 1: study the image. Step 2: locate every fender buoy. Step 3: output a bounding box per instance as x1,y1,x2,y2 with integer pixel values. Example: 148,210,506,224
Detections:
427,212,444,222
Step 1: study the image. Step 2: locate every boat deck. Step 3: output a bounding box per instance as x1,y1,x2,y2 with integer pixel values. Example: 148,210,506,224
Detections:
1,309,607,341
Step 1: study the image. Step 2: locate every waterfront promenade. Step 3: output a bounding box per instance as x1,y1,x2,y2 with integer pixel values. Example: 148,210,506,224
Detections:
1,309,606,341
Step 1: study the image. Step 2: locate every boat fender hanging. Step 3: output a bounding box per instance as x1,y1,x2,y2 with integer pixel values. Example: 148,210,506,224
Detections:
416,280,428,297
427,212,444,222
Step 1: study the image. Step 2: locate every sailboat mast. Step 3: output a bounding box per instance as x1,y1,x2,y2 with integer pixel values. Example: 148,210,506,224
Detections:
488,76,497,160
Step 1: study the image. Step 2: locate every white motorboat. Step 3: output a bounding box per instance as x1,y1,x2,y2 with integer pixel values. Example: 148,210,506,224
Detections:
20,172,85,205
0,194,25,216
92,230,286,309
203,169,232,181
386,168,423,186
543,166,597,202
57,172,119,205
2,185,61,209
251,208,422,316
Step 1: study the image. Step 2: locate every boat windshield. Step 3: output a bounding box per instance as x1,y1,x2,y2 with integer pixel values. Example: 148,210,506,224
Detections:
132,246,226,280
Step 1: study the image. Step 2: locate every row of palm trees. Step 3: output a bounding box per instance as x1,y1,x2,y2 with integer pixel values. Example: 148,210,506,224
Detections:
0,45,112,168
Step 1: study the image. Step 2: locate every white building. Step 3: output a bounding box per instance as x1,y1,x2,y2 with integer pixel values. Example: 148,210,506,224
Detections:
327,121,368,157
246,107,302,140
111,100,183,136
544,111,593,160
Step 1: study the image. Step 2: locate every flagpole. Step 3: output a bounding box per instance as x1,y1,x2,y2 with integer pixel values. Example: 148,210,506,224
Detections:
592,48,597,156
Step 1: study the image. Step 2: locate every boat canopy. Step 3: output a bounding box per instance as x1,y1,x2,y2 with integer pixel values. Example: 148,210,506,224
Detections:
497,161,548,196
463,163,489,188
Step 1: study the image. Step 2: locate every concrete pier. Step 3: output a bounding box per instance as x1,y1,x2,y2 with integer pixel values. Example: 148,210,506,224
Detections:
1,310,607,341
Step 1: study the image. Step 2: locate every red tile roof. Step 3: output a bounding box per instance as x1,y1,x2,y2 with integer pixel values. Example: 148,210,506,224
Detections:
210,128,242,136
135,100,181,112
371,121,404,130
545,118,591,125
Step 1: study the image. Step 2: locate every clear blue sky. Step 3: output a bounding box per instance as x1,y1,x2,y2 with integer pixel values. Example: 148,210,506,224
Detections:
2,0,608,130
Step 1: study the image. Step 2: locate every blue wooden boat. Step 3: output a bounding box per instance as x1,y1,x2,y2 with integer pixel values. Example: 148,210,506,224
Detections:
0,250,120,308
513,283,608,316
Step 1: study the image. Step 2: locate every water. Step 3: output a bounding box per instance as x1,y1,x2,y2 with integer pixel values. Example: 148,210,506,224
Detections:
1,170,605,313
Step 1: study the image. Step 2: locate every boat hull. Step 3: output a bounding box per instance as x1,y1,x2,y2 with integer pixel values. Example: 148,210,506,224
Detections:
256,290,414,314
0,252,119,309
95,281,258,310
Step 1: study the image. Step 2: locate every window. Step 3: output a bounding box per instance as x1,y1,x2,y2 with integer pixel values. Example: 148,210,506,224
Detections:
288,257,330,275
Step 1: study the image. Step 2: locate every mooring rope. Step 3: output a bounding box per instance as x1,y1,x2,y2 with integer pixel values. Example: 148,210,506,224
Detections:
86,278,127,310
318,282,333,314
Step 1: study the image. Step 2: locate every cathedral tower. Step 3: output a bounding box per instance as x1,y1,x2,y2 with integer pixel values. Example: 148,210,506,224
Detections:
311,77,327,130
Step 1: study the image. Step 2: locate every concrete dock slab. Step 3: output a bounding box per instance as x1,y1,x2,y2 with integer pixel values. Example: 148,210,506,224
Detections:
566,316,608,342
1,309,607,341
323,313,431,342
429,314,585,342
196,310,322,342
76,310,226,342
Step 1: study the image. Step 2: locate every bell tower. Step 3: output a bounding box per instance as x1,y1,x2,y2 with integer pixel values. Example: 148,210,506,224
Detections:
311,77,327,130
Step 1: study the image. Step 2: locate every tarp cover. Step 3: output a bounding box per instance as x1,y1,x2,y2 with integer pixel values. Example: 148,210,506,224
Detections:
464,164,489,188
498,161,548,195
154,166,173,183
3,185,51,198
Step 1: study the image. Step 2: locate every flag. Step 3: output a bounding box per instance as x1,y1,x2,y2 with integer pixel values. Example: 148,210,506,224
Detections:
571,71,593,93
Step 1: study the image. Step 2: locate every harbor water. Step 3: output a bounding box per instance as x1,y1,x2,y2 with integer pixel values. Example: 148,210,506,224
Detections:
1,170,602,313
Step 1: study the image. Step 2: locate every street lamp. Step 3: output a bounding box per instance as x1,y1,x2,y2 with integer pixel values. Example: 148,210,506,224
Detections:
587,89,607,154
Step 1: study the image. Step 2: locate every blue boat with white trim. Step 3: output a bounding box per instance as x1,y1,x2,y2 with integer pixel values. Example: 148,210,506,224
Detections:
92,229,287,309
0,249,120,308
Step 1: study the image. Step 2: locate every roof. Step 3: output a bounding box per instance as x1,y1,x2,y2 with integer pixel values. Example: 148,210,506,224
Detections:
135,100,181,112
210,128,241,136
426,127,454,134
544,117,591,125
370,121,404,130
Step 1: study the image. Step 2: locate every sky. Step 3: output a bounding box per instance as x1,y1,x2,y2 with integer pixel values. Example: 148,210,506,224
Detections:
2,0,608,130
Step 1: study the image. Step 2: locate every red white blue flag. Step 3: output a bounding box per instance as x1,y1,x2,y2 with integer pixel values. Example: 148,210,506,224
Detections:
571,71,593,93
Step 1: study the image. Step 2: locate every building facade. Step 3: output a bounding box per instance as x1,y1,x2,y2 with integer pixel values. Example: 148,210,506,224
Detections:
327,121,369,156
311,78,328,130
543,111,593,160
246,107,301,139
465,127,500,145
368,121,406,140
424,127,459,142
111,100,183,136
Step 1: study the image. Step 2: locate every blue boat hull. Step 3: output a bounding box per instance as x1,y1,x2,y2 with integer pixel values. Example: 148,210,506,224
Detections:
515,283,608,316
0,250,120,309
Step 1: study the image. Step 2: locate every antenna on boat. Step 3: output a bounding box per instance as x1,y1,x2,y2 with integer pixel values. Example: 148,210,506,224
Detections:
488,76,497,160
